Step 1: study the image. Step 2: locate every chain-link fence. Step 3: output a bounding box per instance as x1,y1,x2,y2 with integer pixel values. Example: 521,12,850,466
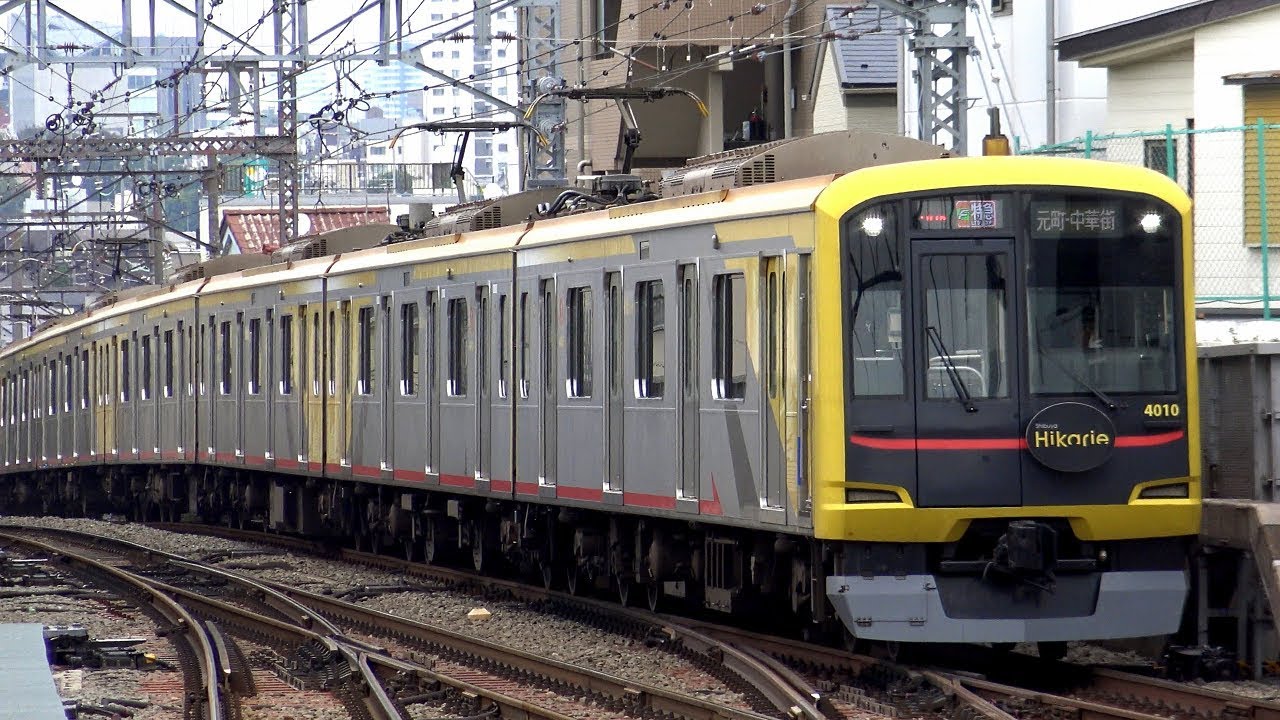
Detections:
1020,122,1280,315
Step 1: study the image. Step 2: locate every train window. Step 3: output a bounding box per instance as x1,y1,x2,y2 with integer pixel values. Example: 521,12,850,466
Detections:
847,202,904,398
401,303,419,396
713,274,746,400
1026,194,1178,395
163,330,174,398
425,294,436,397
81,349,88,409
198,325,207,396
248,318,261,395
518,292,530,398
921,253,1010,400
608,279,621,394
447,298,468,396
48,360,56,416
635,280,665,399
567,287,592,398
497,295,509,399
312,314,321,397
280,314,294,395
121,339,132,402
542,282,555,391
141,335,152,401
219,321,232,395
63,355,72,413
358,306,375,395
768,271,779,398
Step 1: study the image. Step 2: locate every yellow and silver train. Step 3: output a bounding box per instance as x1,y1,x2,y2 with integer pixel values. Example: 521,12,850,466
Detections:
0,132,1198,648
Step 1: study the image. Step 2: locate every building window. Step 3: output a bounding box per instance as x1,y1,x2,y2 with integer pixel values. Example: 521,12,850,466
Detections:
358,306,375,395
433,107,446,115
432,88,446,96
1143,138,1175,180
219,321,232,395
447,298,468,396
713,274,747,400
431,50,444,58
401,303,419,396
567,287,592,397
991,0,1011,14
280,314,294,395
498,142,508,152
636,280,664,398
248,318,261,395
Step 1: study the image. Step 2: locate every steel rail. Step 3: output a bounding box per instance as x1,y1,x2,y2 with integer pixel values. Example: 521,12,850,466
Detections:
0,532,228,720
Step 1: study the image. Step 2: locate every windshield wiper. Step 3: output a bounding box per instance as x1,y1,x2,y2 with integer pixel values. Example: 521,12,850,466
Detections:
1033,341,1124,411
926,326,977,413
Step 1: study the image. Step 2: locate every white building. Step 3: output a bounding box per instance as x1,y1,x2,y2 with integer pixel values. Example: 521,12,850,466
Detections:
1054,0,1280,308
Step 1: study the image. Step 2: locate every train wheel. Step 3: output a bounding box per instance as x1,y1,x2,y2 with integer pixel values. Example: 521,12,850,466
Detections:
403,537,417,562
617,578,632,607
566,568,582,596
470,526,488,573
423,522,439,565
540,561,554,590
646,583,661,613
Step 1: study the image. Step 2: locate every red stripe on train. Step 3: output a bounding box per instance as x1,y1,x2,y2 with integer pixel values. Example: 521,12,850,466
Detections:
850,429,1184,451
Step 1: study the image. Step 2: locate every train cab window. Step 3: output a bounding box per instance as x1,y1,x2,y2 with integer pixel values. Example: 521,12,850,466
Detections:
280,314,294,395
713,274,747,400
121,339,131,402
140,335,152,401
447,298,468,396
846,202,905,398
635,280,665,399
248,318,261,395
163,331,174,398
518,292,530,399
399,301,419,394
219,321,232,395
358,306,375,395
567,287,592,398
1026,196,1178,395
921,253,1010,400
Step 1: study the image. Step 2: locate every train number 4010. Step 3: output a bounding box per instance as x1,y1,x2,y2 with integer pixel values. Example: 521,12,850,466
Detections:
1143,403,1181,418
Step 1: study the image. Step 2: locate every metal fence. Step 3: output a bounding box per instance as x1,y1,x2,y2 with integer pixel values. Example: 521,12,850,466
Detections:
1020,121,1280,315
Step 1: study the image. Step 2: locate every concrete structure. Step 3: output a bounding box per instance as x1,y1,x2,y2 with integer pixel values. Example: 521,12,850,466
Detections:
0,624,66,720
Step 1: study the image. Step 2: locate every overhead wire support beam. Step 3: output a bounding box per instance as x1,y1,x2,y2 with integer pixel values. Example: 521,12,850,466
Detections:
520,0,565,187
868,0,971,156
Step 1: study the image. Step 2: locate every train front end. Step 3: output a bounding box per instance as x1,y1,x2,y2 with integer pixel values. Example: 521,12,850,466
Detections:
811,156,1199,644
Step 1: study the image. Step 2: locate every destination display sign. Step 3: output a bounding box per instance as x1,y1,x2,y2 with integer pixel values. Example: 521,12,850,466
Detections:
1025,402,1116,473
1030,201,1124,239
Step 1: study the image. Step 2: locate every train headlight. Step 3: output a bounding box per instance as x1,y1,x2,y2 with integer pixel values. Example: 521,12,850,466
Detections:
1139,212,1162,234
1138,482,1189,499
860,216,884,237
845,488,902,504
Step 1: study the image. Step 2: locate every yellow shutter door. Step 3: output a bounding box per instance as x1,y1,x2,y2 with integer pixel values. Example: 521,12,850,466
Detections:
1243,86,1280,246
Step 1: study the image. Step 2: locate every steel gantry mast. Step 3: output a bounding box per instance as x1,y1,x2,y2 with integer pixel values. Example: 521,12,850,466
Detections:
867,0,972,156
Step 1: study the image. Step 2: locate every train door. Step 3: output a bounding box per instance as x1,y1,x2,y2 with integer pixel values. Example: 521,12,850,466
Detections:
305,305,324,473
604,272,624,495
324,300,351,476
349,296,381,477
380,297,394,473
539,278,556,488
426,292,440,474
558,272,604,496
244,314,267,464
677,264,699,510
790,254,813,526
762,255,786,514
911,238,1021,507
625,265,678,505
476,285,491,481
513,284,540,494
439,283,476,486
390,292,427,479
490,282,513,490
141,329,159,459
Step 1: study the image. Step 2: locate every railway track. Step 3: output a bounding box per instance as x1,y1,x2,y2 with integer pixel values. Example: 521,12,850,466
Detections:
21,518,1280,720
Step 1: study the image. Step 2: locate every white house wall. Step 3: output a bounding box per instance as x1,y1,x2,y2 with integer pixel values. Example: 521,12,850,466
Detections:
1191,6,1280,300
812,51,896,135
1103,46,1193,132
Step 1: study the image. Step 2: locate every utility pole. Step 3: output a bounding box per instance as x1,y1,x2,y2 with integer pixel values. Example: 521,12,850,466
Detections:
520,0,567,187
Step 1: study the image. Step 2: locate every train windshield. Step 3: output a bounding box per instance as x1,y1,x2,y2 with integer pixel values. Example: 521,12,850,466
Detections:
1025,194,1178,395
